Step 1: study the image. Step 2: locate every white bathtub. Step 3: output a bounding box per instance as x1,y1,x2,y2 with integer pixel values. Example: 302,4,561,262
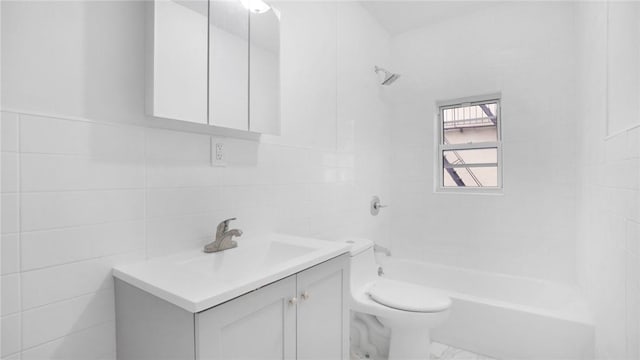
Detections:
380,258,595,360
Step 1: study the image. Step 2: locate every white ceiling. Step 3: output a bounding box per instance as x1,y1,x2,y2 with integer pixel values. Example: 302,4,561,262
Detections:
360,1,503,36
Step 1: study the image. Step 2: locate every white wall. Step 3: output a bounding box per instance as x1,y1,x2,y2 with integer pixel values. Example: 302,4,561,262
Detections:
0,1,391,358
337,2,392,248
575,2,640,359
387,2,579,284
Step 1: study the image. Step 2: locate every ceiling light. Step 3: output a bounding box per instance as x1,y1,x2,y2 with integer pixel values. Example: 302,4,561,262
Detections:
240,0,271,14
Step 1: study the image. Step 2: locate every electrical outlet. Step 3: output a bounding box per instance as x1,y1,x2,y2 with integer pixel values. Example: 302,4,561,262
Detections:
213,142,226,167
215,143,224,161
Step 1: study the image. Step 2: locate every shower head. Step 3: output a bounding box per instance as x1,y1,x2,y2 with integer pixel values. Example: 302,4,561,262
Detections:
374,66,400,86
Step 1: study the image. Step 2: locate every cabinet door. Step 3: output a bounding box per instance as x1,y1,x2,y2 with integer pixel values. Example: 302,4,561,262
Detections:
196,275,296,360
147,0,208,123
209,0,249,130
249,7,280,134
296,255,349,360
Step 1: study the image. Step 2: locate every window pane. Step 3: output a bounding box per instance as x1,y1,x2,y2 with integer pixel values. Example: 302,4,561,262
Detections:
442,165,498,188
443,148,497,166
442,148,498,188
442,102,498,144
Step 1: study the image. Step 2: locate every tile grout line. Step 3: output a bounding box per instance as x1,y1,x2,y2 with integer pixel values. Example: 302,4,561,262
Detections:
19,219,145,235
21,217,147,234
4,109,347,153
16,112,24,356
16,151,146,161
18,187,147,194
19,247,145,275
624,242,630,357
144,128,149,261
18,319,116,355
20,285,117,314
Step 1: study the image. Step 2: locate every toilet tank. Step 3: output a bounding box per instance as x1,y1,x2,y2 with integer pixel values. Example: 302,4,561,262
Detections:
345,238,379,289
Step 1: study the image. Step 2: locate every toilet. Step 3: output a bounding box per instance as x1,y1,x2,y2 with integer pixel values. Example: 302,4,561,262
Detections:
346,238,451,360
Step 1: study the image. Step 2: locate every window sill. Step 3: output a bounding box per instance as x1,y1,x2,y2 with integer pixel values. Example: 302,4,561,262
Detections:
434,188,504,196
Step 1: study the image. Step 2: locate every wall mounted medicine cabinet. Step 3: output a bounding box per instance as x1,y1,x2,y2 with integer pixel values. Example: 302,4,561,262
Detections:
146,0,280,134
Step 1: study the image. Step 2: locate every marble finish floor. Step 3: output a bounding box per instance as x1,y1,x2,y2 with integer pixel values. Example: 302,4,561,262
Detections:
430,342,497,360
350,342,497,360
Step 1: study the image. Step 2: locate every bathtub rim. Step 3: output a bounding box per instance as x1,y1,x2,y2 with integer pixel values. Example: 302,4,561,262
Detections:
380,257,594,326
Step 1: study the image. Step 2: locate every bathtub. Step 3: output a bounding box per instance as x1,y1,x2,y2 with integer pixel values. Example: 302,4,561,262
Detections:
380,258,595,360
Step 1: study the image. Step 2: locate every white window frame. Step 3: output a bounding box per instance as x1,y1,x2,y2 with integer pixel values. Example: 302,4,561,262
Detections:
435,94,503,194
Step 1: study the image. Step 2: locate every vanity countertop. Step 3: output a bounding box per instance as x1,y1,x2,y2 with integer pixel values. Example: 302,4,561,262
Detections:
113,234,350,313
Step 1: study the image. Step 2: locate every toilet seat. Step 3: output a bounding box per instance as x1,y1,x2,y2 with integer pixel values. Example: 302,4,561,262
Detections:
367,279,451,313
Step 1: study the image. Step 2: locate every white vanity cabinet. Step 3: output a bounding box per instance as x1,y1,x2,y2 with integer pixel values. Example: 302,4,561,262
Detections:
296,259,349,360
196,275,297,360
115,254,348,360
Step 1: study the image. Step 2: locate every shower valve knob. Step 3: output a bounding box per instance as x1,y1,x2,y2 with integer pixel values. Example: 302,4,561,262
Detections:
370,196,388,216
301,291,310,300
289,297,298,305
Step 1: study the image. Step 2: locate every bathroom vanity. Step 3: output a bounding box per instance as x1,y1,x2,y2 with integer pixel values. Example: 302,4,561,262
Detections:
113,235,350,360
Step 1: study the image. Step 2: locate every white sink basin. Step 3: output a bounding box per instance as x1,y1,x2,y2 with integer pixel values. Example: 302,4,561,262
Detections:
113,234,349,312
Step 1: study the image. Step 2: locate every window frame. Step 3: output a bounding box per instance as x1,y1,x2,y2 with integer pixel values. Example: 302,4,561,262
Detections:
435,94,503,194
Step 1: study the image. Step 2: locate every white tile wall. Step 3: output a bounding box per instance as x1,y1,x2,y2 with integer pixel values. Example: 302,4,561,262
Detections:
20,155,145,192
1,274,20,316
2,195,19,235
0,1,391,358
388,2,579,283
2,110,22,359
1,314,21,358
20,321,115,360
577,127,640,359
19,115,145,160
20,222,145,271
576,2,640,359
20,190,145,232
2,153,18,193
21,252,144,310
0,111,146,359
1,234,19,275
21,289,114,349
2,113,19,153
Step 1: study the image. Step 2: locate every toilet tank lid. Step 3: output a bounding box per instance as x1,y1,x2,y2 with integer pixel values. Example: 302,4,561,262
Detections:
342,237,373,256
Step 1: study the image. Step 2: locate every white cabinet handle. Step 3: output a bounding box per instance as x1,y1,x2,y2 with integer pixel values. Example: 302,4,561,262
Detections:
289,297,298,305
301,291,310,300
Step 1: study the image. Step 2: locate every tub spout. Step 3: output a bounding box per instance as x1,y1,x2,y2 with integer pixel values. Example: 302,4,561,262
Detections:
374,244,391,256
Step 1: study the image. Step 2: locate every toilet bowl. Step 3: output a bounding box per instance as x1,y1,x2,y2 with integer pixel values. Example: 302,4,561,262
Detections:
346,238,451,360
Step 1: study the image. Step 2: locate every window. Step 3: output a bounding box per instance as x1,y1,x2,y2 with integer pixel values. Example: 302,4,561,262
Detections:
437,95,502,192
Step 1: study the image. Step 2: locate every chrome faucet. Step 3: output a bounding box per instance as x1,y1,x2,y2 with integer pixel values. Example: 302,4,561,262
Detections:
204,218,243,253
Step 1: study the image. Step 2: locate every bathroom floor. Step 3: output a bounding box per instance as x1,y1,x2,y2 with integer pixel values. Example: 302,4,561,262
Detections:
350,342,497,360
430,342,497,360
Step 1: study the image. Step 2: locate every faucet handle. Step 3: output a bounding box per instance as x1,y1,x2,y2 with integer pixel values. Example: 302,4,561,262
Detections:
221,217,237,225
216,217,237,234
370,196,388,216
